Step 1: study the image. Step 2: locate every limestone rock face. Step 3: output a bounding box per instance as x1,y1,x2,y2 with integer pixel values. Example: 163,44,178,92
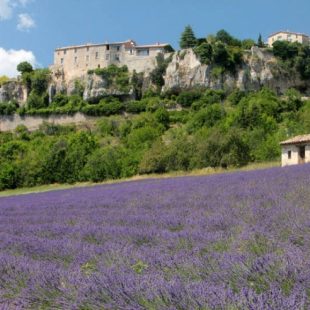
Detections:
3,47,310,106
164,47,310,95
0,81,27,104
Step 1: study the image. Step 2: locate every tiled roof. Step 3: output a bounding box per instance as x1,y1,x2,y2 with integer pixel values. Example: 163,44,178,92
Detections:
55,40,169,51
280,134,310,145
55,40,135,51
135,43,169,49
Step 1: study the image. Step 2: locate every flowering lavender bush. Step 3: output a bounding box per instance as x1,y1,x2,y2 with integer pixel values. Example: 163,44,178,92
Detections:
0,164,310,309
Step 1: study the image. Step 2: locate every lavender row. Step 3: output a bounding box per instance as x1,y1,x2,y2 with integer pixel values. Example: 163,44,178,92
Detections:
0,164,310,309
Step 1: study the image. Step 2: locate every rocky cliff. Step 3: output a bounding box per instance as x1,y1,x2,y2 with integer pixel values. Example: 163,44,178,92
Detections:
163,47,310,95
0,80,27,104
2,46,310,106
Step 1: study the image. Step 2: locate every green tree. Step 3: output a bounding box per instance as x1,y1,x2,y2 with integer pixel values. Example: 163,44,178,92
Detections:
17,61,33,74
257,34,264,48
194,42,213,64
216,29,241,46
154,107,170,129
31,69,51,95
272,41,299,60
82,147,123,182
179,25,197,49
242,39,255,50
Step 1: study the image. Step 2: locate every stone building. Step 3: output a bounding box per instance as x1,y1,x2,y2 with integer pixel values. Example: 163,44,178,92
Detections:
268,31,310,47
280,134,310,166
51,39,170,80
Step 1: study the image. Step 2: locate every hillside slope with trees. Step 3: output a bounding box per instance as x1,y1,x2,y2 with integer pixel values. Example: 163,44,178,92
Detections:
0,28,310,190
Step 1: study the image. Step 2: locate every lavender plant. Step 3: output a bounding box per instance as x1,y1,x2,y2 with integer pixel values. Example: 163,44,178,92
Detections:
0,164,310,309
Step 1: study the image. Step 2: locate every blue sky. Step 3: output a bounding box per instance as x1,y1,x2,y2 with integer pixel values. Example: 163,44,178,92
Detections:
1,0,310,76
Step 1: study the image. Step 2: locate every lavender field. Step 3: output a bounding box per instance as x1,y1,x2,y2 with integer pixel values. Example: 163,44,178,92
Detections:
0,165,310,309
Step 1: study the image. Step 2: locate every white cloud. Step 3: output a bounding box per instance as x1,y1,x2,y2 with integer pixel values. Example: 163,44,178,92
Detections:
0,0,36,30
0,0,13,20
17,12,35,31
0,47,36,77
18,0,32,6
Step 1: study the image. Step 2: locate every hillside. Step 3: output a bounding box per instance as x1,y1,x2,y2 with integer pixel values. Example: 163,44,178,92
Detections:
0,30,310,191
0,164,309,308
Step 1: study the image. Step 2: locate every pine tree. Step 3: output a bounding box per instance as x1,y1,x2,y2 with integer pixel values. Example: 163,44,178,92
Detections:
179,25,197,49
257,33,264,48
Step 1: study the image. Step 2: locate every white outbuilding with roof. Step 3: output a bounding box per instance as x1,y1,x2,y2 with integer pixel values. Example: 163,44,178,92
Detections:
280,134,310,167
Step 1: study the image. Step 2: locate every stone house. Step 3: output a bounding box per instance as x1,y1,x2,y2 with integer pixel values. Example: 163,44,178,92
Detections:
280,134,310,166
268,31,310,47
51,39,170,80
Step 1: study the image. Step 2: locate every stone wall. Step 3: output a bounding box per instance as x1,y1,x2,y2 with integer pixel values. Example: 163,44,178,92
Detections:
0,113,99,132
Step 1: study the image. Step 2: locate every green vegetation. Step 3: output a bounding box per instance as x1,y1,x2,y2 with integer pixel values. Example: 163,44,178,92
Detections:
88,64,130,92
150,53,173,90
0,85,309,191
0,30,310,191
272,40,310,79
191,29,244,74
0,75,9,85
179,25,197,49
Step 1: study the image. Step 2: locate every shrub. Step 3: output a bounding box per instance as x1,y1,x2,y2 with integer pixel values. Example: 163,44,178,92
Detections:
177,89,203,107
82,147,123,182
125,100,147,113
194,42,213,64
0,101,18,115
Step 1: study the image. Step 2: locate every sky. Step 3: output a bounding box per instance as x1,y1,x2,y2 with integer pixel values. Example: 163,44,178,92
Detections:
0,0,310,77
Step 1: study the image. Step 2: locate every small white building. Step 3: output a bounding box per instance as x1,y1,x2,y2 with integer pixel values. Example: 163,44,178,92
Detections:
268,31,310,47
280,134,310,167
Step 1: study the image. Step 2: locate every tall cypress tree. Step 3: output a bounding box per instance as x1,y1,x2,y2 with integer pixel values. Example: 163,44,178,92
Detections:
179,25,197,49
257,33,264,48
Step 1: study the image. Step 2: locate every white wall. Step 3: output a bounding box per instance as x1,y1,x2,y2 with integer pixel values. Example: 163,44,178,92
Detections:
281,144,310,166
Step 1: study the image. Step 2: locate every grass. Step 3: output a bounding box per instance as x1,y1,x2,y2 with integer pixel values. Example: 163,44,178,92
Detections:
0,161,280,198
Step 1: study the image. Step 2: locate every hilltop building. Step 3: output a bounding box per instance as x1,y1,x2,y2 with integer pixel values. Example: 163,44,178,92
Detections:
51,39,171,80
268,31,310,47
280,134,310,166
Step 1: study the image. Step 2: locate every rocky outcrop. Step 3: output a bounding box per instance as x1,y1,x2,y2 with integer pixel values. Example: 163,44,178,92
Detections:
2,47,310,107
0,80,27,104
164,47,310,95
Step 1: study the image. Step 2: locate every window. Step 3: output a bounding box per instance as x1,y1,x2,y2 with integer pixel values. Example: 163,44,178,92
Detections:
95,52,99,59
137,49,149,56
74,48,77,53
61,58,64,64
116,46,120,51
64,50,67,55
106,45,110,51
98,64,100,68
114,54,120,61
87,47,89,52
130,49,133,55
74,56,78,63
106,54,110,60
288,150,291,159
